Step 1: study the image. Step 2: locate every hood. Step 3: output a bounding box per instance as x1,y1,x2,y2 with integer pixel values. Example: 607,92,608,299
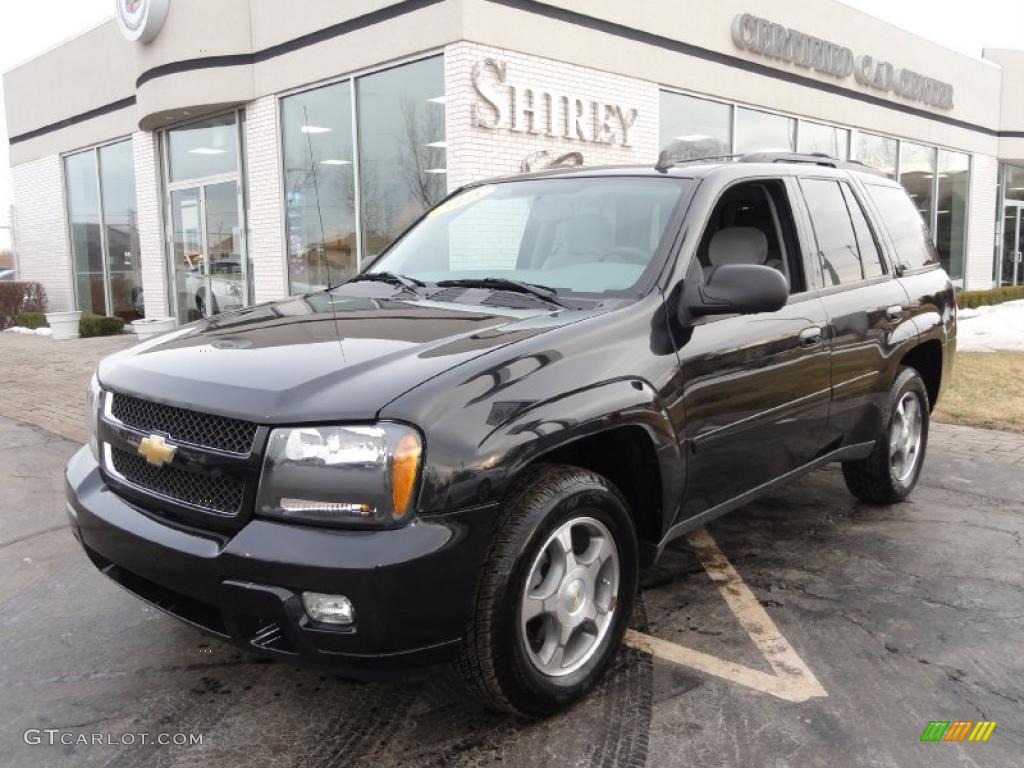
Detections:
98,282,583,424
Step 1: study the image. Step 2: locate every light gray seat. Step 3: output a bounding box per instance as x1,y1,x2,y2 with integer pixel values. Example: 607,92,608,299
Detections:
703,226,768,281
544,214,614,269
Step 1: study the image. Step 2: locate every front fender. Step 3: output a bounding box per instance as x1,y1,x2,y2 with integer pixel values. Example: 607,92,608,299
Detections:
477,377,683,521
400,376,681,523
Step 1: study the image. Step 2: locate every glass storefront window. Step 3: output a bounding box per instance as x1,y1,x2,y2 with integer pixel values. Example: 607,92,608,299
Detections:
1005,164,1024,202
853,133,897,176
357,56,446,257
799,122,849,160
66,151,104,316
899,142,936,231
935,150,969,284
167,113,239,182
281,81,356,293
65,141,141,320
99,141,142,320
659,92,731,161
734,108,795,154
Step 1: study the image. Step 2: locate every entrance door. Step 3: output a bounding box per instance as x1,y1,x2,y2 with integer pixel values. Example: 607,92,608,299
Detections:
1001,204,1023,287
170,181,247,321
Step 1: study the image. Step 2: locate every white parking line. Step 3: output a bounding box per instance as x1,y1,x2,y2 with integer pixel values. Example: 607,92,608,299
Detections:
624,528,828,703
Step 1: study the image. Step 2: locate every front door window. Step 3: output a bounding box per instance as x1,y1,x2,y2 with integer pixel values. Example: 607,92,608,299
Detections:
1002,205,1023,286
164,112,248,322
170,182,246,321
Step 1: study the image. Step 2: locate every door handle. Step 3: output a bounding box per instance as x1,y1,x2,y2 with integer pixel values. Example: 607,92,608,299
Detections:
886,305,903,323
799,327,823,348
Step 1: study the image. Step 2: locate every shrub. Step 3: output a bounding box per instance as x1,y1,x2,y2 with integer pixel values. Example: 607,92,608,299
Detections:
0,281,48,329
21,282,48,312
15,311,48,329
957,285,1024,309
79,314,125,337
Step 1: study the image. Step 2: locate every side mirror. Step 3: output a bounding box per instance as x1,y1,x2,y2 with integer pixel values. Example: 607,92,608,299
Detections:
681,264,788,319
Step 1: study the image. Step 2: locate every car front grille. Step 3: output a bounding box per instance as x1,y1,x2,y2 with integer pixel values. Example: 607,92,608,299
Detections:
110,393,258,455
109,446,246,517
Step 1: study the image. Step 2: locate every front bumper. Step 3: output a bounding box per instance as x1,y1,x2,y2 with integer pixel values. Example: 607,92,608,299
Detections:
65,446,499,678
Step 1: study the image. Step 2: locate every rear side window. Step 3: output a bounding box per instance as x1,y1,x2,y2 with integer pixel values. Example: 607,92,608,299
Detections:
800,179,863,286
863,184,939,270
841,184,885,278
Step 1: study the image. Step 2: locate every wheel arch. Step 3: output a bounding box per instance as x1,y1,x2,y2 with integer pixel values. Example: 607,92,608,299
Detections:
899,339,943,410
481,378,683,565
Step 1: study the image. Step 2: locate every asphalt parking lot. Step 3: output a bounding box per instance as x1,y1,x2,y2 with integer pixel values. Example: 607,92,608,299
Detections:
1,413,1022,768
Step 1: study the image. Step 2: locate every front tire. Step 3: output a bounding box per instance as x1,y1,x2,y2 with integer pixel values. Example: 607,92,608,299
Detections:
842,366,929,504
455,464,638,717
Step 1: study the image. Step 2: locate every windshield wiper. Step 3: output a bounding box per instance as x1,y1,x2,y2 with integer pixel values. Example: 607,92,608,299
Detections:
345,271,426,290
436,277,568,308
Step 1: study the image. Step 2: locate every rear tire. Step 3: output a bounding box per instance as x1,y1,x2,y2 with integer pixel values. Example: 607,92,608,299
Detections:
455,464,638,718
842,366,929,505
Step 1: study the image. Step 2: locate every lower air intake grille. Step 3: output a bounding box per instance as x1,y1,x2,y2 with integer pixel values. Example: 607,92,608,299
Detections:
110,447,244,516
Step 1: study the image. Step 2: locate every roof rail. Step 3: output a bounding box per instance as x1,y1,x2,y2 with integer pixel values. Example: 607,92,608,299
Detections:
654,149,890,177
739,151,837,167
654,151,744,172
738,152,891,177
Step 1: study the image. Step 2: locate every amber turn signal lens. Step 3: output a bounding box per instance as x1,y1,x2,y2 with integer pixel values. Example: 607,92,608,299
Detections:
390,431,422,519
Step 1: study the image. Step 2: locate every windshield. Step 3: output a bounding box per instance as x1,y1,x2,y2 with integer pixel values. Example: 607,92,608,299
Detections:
368,177,692,295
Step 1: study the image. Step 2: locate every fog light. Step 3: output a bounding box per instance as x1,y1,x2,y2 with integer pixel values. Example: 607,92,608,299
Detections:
302,592,354,625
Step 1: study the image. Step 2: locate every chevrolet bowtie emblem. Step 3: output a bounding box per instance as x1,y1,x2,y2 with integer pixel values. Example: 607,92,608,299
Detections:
138,434,177,466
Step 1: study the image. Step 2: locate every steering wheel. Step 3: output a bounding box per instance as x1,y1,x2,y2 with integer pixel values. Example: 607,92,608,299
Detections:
598,246,650,265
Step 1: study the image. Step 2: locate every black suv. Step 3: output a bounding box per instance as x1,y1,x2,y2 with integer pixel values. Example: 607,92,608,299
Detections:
66,153,955,717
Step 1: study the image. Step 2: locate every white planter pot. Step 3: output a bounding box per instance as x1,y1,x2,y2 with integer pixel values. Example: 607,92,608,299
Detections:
45,311,81,341
131,317,176,342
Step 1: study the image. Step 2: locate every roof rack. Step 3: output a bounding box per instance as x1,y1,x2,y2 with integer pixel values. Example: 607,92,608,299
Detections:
654,150,890,177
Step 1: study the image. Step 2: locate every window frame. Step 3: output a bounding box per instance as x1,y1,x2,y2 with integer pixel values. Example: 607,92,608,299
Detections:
795,174,895,296
62,135,140,319
858,179,942,277
680,175,816,309
276,51,447,296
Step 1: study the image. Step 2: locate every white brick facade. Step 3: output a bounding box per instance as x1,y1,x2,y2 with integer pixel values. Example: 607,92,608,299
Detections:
966,154,998,291
444,42,659,190
245,95,287,304
132,131,169,318
11,155,72,311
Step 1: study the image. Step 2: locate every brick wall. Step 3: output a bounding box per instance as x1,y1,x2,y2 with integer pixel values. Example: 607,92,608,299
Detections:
444,42,659,190
966,154,998,291
132,131,169,318
245,95,287,303
10,155,72,311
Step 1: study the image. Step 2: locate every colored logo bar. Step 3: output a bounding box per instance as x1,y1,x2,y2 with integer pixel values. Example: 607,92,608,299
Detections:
920,721,997,742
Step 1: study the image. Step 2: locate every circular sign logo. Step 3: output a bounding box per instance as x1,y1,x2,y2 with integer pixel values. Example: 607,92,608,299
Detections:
115,0,170,43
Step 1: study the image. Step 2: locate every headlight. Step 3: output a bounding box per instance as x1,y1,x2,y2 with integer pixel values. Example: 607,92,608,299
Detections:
255,423,423,527
85,373,102,460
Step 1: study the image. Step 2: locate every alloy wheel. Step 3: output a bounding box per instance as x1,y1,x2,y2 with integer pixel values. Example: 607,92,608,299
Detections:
520,516,620,677
890,391,923,483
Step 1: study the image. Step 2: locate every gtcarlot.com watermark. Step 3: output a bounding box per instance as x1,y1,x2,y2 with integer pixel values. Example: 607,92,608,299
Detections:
24,729,203,747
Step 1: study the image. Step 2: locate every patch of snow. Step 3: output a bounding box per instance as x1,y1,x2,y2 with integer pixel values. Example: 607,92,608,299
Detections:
3,326,53,337
956,299,1024,352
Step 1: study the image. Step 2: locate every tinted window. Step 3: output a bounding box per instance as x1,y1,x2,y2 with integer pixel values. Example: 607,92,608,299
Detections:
864,184,939,270
841,184,885,278
801,179,863,286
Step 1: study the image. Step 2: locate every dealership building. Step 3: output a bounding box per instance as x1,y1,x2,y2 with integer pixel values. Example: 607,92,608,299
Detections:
4,0,1024,324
